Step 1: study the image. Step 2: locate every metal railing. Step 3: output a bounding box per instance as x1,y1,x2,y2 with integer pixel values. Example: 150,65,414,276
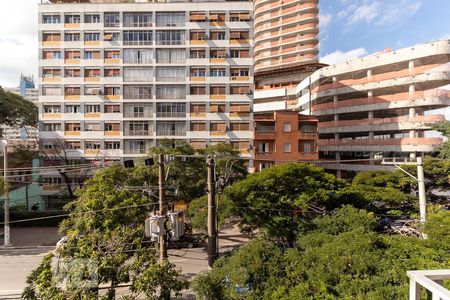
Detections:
407,269,450,300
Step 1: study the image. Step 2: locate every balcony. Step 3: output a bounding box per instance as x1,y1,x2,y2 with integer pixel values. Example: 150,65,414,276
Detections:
124,130,152,136
407,269,450,300
104,131,120,136
254,130,276,140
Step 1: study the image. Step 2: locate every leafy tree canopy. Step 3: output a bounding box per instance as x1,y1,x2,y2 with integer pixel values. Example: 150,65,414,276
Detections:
0,87,37,137
431,121,450,158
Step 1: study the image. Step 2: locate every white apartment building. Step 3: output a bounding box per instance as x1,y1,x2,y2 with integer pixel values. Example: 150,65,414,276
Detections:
38,0,253,164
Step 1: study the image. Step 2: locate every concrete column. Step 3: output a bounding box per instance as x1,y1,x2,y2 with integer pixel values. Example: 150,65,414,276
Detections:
334,114,339,122
332,76,337,83
367,69,372,78
369,131,374,139
333,95,338,103
368,90,373,98
368,111,374,119
408,60,415,70
410,152,417,160
409,107,416,118
409,84,415,94
369,152,375,165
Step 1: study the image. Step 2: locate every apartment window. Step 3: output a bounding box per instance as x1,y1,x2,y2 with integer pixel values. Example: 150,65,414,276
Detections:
42,123,61,132
85,105,100,113
155,12,185,27
105,123,120,132
300,124,317,133
124,121,152,136
155,30,185,45
124,85,152,99
210,104,226,113
190,103,206,114
65,68,81,78
42,86,61,96
104,13,120,27
190,122,206,131
65,50,81,59
85,141,101,149
231,68,249,77
43,68,61,78
65,32,80,42
230,49,250,58
43,51,61,59
43,105,61,113
230,85,251,95
210,122,227,132
190,31,206,40
65,105,80,113
105,141,120,150
229,103,250,113
105,50,121,59
65,14,80,24
300,142,313,153
210,31,226,40
124,12,152,27
105,86,121,96
190,67,206,77
84,32,100,41
65,123,81,131
124,49,153,63
85,68,101,78
124,31,152,45
65,141,81,150
43,33,61,42
85,123,101,132
189,12,206,22
231,141,250,151
124,67,153,82
190,85,206,95
156,121,186,136
210,68,226,77
210,49,226,58
283,143,291,153
210,85,226,95
105,104,120,113
84,50,100,59
156,103,186,118
156,67,185,82
105,68,121,77
85,14,100,23
190,49,206,59
283,122,291,133
65,86,80,96
125,140,147,154
229,12,250,22
84,86,101,95
42,177,62,185
230,31,249,40
156,85,186,99
230,122,250,131
104,32,120,41
43,15,61,24
124,103,152,117
156,49,185,63
209,12,225,23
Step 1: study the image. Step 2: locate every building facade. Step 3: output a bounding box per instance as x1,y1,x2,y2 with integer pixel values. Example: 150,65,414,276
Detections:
38,0,254,167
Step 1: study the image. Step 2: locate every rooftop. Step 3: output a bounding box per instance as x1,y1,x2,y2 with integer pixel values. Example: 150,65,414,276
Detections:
44,0,250,3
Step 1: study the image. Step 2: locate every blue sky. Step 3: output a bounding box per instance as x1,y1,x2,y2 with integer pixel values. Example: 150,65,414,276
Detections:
0,0,449,86
318,0,450,64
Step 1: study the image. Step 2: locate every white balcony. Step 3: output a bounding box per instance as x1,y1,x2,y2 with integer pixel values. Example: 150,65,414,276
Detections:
407,269,450,300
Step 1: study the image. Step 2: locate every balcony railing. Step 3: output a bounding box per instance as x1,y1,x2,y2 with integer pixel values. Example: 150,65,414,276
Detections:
156,129,186,136
407,269,450,300
156,112,186,118
124,129,152,136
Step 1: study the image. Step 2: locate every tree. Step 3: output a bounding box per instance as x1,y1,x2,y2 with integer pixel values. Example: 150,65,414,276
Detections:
431,121,450,158
192,206,450,300
0,87,37,137
23,164,188,299
223,163,348,241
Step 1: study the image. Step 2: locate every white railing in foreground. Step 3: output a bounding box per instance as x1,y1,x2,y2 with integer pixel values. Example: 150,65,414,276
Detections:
407,269,450,300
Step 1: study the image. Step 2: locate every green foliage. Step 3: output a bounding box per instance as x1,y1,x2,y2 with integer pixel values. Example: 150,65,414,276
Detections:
193,206,450,300
0,177,5,195
223,163,347,240
0,87,37,137
423,207,450,252
431,121,450,158
187,195,235,233
24,164,188,299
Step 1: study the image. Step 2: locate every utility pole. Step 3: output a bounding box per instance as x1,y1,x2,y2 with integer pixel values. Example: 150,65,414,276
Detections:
207,156,217,267
417,157,426,224
158,153,167,263
3,141,10,247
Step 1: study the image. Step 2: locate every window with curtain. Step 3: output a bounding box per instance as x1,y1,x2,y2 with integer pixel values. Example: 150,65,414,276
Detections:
43,33,61,42
156,67,185,82
123,85,152,99
123,31,152,45
123,12,152,27
156,49,186,63
124,140,148,154
156,121,186,136
156,85,186,99
190,85,206,95
124,121,153,136
190,49,206,58
155,12,185,27
84,32,100,41
64,32,80,42
85,104,100,113
123,49,153,63
156,103,186,117
155,30,185,45
124,67,153,82
104,12,120,27
124,103,152,117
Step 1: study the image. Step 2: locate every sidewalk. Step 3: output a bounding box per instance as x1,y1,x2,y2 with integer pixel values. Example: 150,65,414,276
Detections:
0,227,61,248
